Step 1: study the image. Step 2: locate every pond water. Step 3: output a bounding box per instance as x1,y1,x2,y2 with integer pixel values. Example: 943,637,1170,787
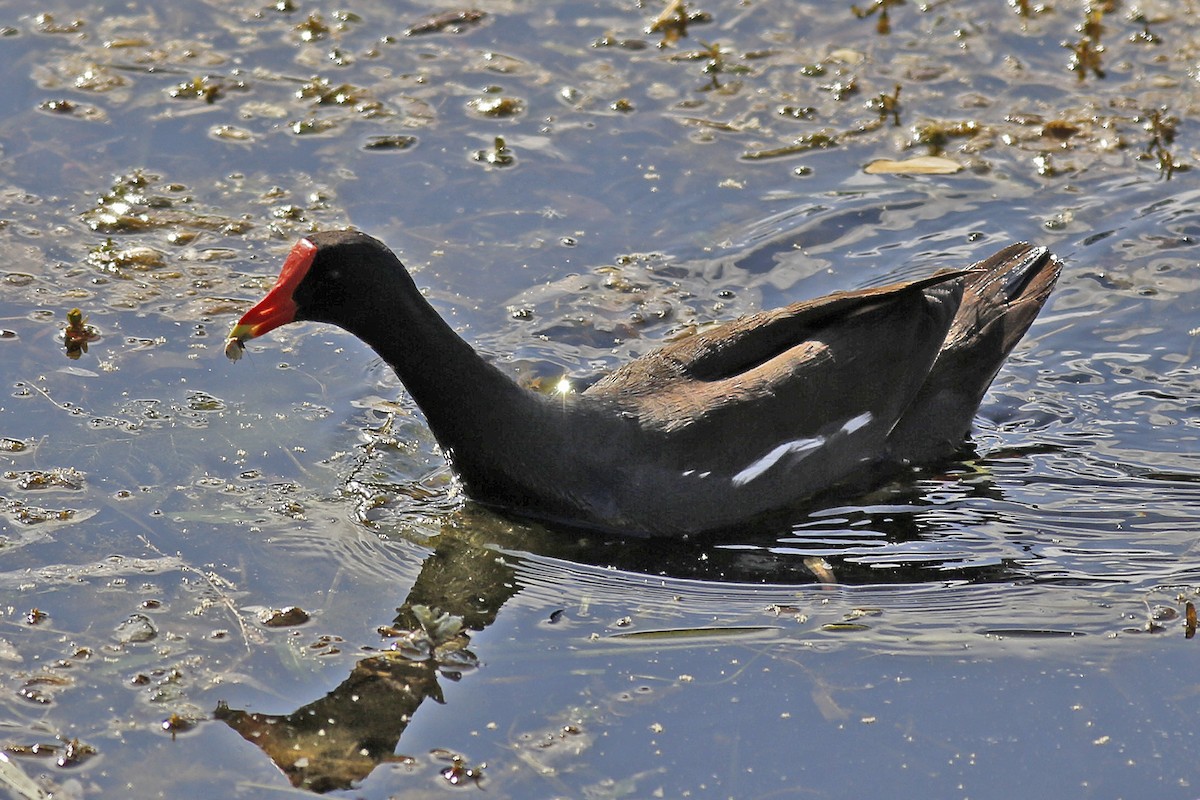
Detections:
2,0,1199,797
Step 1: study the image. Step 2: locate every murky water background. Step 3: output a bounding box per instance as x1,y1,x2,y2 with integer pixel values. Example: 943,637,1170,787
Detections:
1,0,1199,797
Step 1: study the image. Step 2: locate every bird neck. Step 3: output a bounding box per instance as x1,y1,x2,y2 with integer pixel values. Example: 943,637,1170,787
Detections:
340,269,551,461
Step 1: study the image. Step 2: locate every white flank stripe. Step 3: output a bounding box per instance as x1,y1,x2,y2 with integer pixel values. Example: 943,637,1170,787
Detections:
731,437,825,486
841,411,873,434
729,412,873,487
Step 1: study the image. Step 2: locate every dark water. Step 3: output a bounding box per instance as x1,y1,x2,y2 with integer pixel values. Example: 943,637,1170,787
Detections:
2,1,1199,797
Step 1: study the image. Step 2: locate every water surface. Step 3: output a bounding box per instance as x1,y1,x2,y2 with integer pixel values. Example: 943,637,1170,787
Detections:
1,1,1199,797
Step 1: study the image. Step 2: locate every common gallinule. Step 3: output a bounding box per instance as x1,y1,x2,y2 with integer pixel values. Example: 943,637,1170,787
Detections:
228,231,1060,535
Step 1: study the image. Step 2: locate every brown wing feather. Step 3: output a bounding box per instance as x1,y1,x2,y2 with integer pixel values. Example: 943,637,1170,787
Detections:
586,268,969,403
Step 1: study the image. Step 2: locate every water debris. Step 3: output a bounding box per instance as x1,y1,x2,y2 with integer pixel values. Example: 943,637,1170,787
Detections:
983,628,1084,638
0,750,52,800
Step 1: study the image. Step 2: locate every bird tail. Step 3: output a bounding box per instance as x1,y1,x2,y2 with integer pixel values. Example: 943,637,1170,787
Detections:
885,243,1062,463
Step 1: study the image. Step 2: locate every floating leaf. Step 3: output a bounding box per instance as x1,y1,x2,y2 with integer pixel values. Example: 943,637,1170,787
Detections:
864,155,962,174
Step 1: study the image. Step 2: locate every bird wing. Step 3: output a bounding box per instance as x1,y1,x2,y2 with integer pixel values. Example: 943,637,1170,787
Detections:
585,268,969,438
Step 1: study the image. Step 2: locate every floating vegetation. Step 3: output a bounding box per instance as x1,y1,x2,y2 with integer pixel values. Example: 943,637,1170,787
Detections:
294,13,332,42
467,95,525,118
33,13,83,34
168,75,246,103
1137,107,1187,179
778,105,816,121
867,83,902,126
433,750,485,787
5,467,85,491
592,33,648,50
1009,0,1051,17
363,134,418,151
289,117,338,135
296,77,383,116
1127,9,1162,44
5,4,1200,798
161,712,197,740
472,135,515,167
259,606,311,627
1041,119,1081,143
86,240,166,274
911,119,981,152
647,0,712,47
36,97,105,121
3,499,77,525
62,308,100,359
669,39,751,90
81,171,251,236
406,9,486,36
114,613,157,644
742,130,838,160
3,736,97,769
820,74,858,101
1064,35,1105,80
851,0,906,34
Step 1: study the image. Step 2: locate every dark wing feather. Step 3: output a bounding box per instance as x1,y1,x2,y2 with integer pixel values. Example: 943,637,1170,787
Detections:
885,243,1062,461
586,268,969,402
